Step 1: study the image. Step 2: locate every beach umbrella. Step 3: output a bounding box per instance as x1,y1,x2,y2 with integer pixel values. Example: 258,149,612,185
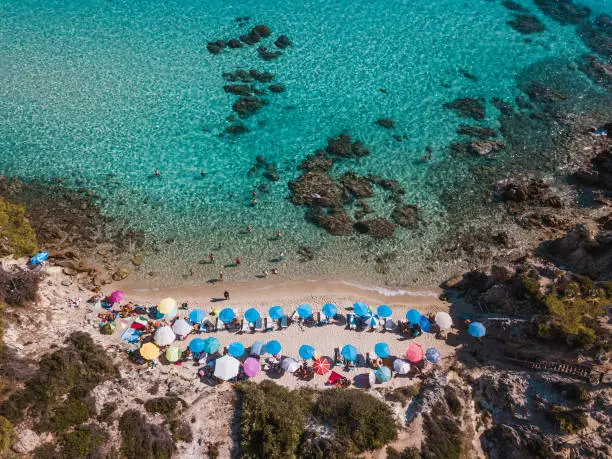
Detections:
219,308,235,324
406,309,421,324
214,355,240,381
140,342,160,360
374,342,391,358
165,346,181,363
172,319,192,336
353,302,369,317
322,303,338,318
158,298,177,315
165,306,178,319
281,357,299,373
228,342,245,358
426,347,441,363
244,308,261,323
189,309,206,324
435,312,452,329
341,345,358,362
419,315,432,333
297,304,313,319
468,322,486,338
299,345,316,360
244,357,260,377
368,371,376,387
108,290,125,303
189,338,206,353
393,359,411,374
406,343,424,363
203,337,221,354
250,341,265,356
363,311,379,327
313,358,330,375
265,340,282,355
375,366,392,383
29,251,49,265
269,306,284,320
154,326,175,346
377,305,392,318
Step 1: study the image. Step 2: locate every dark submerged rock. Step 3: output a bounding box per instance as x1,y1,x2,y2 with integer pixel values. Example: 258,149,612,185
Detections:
459,69,478,81
577,15,612,59
456,125,498,139
444,97,486,120
223,84,254,96
502,0,529,12
491,98,514,115
298,151,334,172
534,0,590,25
232,97,269,118
289,172,345,208
240,31,261,46
325,134,371,159
223,70,253,83
252,25,272,38
354,218,396,239
507,15,546,34
577,55,612,91
275,34,292,49
391,204,421,228
375,118,395,129
309,209,355,236
268,84,285,93
206,40,226,55
249,69,274,83
524,82,567,103
225,123,250,135
340,172,374,198
469,140,507,156
257,47,282,61
227,39,244,49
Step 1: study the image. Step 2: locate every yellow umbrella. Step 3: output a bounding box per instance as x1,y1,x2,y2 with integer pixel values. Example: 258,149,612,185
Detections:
165,346,181,363
158,298,177,315
140,342,160,360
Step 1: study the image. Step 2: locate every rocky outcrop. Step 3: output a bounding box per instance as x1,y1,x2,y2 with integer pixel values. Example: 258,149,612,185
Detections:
325,134,371,159
225,123,250,135
250,70,274,83
375,118,395,129
444,97,486,120
232,96,269,118
206,40,226,54
456,125,498,139
502,0,529,12
223,84,254,96
524,82,567,103
340,172,373,198
578,14,612,59
274,35,292,49
289,172,344,207
391,204,420,228
268,84,285,93
298,151,333,172
227,39,243,49
469,140,506,156
507,15,546,34
354,218,396,238
310,209,354,235
534,0,590,25
572,149,612,190
257,47,282,61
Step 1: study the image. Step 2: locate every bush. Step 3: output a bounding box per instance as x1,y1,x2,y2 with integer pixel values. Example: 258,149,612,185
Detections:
32,442,57,458
0,196,38,257
387,446,421,459
144,396,184,419
0,415,16,453
444,386,462,417
170,420,193,443
551,382,590,404
59,423,108,458
313,389,397,453
384,384,422,407
549,406,588,434
98,402,117,423
421,402,463,459
0,267,40,307
236,380,313,459
119,409,174,459
296,430,350,458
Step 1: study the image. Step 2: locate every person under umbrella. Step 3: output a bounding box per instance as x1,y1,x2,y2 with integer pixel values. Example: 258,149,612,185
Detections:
265,340,282,355
393,358,410,375
374,342,391,359
108,290,125,304
406,308,421,324
154,326,176,346
297,304,313,319
377,305,392,318
434,311,452,329
243,357,260,377
244,308,261,324
375,366,392,383
281,357,299,373
172,319,192,338
158,298,177,315
214,355,240,381
219,308,235,324
363,311,379,328
188,338,206,353
250,341,265,356
203,337,221,354
341,345,358,362
313,358,331,375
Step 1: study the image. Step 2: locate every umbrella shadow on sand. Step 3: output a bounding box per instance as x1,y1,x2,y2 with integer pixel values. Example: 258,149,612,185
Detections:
265,368,284,380
353,373,371,389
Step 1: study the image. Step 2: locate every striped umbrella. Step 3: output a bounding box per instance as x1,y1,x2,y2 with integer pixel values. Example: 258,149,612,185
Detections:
313,358,330,375
363,311,379,327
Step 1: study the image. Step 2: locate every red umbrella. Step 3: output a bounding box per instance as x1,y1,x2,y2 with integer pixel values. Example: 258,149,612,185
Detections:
313,358,331,375
406,343,424,363
108,290,125,303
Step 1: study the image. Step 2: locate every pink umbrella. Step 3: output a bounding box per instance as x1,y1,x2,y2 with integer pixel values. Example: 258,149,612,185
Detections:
243,357,260,377
108,290,125,303
406,343,424,363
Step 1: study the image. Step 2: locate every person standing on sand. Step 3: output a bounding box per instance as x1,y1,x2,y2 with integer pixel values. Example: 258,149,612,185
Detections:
279,252,285,261
209,253,215,263
275,231,282,239
219,271,224,281
236,257,242,266
224,290,230,300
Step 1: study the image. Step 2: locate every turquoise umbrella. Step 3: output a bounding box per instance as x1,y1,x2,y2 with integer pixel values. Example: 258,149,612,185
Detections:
353,302,369,317
188,338,205,353
341,345,358,362
375,366,392,383
265,340,282,355
203,337,221,354
322,303,338,318
219,308,235,323
299,345,315,360
250,341,265,356
189,309,206,324
269,306,284,320
377,305,392,317
374,342,391,358
297,304,313,319
244,308,261,323
228,342,245,357
406,309,421,324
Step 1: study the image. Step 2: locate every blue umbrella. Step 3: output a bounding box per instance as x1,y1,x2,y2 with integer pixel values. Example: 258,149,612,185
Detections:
375,366,392,383
250,341,265,356
353,302,369,317
189,309,206,324
322,303,338,318
468,322,486,338
228,342,245,357
419,315,432,333
219,308,235,323
188,338,206,353
299,345,315,360
363,311,379,327
29,251,49,265
297,304,313,319
425,347,440,363
265,340,282,355
244,308,261,323
269,306,284,320
203,337,221,354
406,309,421,324
341,345,358,362
374,342,391,358
377,305,392,318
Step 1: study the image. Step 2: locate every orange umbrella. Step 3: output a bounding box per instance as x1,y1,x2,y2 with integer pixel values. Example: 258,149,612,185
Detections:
313,358,331,375
406,343,424,363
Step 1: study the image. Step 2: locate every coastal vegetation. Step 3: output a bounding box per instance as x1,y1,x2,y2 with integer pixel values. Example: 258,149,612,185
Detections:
0,196,37,258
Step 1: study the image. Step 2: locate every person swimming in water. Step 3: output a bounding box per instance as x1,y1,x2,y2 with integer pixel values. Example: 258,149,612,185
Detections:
154,169,160,177
200,170,206,178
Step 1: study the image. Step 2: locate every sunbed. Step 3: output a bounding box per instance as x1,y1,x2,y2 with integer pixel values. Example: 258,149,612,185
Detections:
384,319,395,332
240,319,249,334
347,313,356,330
280,315,288,329
254,318,263,332
334,347,341,365
265,317,275,332
215,317,222,332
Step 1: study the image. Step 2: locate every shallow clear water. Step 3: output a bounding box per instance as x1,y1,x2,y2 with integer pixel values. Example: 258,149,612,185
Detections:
1,0,611,285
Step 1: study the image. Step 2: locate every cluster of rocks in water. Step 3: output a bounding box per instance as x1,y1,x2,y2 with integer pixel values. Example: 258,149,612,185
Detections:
288,134,421,238
206,23,291,60
248,155,280,182
501,0,546,35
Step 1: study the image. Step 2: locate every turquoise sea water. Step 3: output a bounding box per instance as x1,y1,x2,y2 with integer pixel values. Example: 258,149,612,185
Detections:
1,0,611,286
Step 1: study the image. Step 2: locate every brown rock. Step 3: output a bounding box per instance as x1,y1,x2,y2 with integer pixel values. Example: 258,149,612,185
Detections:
289,172,344,207
391,204,420,228
112,268,129,282
354,218,396,238
131,255,143,266
340,172,374,198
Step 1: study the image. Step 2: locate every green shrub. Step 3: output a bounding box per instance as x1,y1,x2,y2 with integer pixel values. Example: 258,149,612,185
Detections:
0,196,38,257
170,420,193,443
119,409,174,459
98,402,117,423
0,415,16,453
551,382,590,404
236,380,313,459
444,386,462,417
387,446,421,459
144,396,184,419
32,443,57,458
44,395,90,433
421,402,463,459
384,384,422,407
549,406,588,434
59,423,108,458
313,389,397,453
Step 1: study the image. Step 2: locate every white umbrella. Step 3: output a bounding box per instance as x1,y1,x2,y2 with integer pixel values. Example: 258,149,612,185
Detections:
435,312,452,329
214,355,240,381
281,357,299,373
154,325,176,346
393,358,411,375
172,319,192,336
368,371,376,387
363,311,379,327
